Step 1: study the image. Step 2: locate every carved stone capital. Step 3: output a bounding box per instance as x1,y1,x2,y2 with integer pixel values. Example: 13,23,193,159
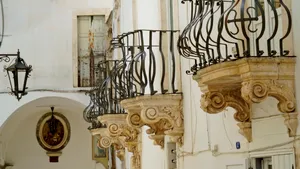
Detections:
98,114,141,169
121,94,184,148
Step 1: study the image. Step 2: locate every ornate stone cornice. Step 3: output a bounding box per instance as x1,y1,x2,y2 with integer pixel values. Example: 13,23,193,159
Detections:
98,114,141,169
121,94,184,148
193,57,297,141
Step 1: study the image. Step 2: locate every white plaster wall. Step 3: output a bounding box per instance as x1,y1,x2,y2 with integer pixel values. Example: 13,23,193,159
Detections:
293,0,300,109
0,0,113,127
116,1,166,169
114,0,300,168
5,107,105,169
0,0,118,168
176,0,300,169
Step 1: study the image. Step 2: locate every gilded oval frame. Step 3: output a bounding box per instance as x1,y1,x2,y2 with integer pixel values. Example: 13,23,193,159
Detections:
36,112,71,152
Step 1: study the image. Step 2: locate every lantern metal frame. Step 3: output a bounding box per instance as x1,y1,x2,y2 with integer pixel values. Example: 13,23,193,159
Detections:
0,49,32,100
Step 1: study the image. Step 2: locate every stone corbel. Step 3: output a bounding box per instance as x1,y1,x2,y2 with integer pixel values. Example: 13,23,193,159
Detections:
122,94,184,148
98,114,141,169
90,128,126,161
139,94,184,147
121,99,165,147
193,57,297,141
241,80,298,137
201,89,252,142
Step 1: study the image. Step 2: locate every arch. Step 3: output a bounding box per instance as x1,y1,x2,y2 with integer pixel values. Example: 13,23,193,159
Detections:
0,95,89,145
0,92,89,129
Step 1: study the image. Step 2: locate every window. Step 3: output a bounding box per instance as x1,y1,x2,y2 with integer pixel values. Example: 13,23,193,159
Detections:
77,15,107,87
254,157,272,169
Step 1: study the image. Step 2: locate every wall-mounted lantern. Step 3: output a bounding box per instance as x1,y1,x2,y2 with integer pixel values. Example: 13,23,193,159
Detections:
0,50,32,100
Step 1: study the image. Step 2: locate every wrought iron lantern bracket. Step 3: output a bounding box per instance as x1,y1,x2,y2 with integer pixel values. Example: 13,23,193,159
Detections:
0,49,32,100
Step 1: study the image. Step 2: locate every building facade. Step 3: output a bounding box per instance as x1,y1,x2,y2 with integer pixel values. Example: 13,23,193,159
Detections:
1,0,300,169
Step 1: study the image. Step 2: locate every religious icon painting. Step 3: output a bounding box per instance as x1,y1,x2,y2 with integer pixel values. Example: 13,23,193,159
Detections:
36,110,71,153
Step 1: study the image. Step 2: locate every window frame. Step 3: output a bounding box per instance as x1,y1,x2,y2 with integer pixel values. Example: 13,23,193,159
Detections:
72,8,111,88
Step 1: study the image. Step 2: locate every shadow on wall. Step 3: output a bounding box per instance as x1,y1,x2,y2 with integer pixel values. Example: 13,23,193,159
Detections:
0,96,104,169
0,96,87,156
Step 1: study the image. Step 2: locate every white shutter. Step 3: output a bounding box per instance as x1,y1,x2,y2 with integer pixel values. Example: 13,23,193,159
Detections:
272,153,295,169
77,15,106,87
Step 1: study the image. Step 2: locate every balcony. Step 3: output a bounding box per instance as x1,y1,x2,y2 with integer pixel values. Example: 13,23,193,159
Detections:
83,29,184,169
178,0,296,142
113,30,184,148
83,60,141,169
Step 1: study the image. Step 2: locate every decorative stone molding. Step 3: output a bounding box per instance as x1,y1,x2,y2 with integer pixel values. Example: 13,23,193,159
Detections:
201,89,252,142
90,128,126,161
201,90,250,122
241,80,296,113
98,114,141,169
237,122,252,142
121,94,184,148
283,112,298,137
193,57,297,141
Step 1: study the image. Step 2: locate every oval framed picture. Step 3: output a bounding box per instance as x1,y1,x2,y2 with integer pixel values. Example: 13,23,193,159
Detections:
36,112,71,152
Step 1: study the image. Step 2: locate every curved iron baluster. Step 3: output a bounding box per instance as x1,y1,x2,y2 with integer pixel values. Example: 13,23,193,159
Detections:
178,0,294,74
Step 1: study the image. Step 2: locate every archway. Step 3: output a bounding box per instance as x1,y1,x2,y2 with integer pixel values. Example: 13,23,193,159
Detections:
0,96,106,169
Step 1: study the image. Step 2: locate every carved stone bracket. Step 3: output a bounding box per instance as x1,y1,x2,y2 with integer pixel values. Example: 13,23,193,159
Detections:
90,127,126,161
98,114,141,169
193,57,297,141
241,80,296,113
121,94,184,148
201,89,252,142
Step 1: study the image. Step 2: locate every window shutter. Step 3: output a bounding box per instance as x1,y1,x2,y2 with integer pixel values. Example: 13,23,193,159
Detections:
77,15,106,87
272,153,295,169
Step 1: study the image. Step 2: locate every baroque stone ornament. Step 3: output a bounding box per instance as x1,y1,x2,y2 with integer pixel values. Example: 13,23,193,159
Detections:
201,90,250,122
121,94,184,148
241,80,296,113
193,57,297,141
98,114,141,169
201,90,252,142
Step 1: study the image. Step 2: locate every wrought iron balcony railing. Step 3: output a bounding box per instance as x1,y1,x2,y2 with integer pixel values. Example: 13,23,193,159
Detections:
111,29,181,100
83,60,111,129
84,29,182,126
178,0,293,75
